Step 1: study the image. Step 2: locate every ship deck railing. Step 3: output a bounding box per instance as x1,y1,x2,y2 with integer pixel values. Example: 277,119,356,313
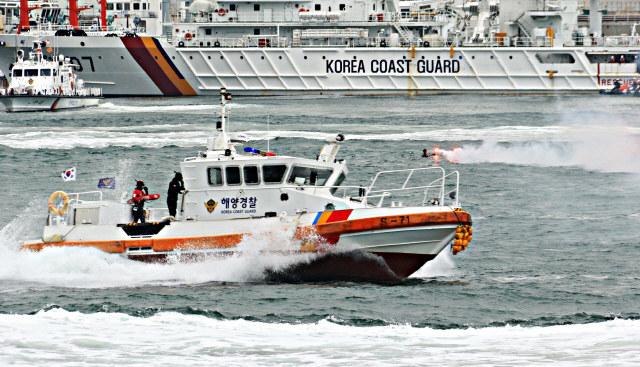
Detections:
365,167,459,208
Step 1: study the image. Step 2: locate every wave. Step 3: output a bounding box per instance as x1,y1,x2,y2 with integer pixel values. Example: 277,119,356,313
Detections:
2,125,638,150
97,102,262,112
1,309,639,365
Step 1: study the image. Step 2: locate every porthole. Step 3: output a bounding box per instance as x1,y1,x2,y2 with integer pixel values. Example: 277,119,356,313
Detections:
261,56,265,59
240,55,244,59
509,56,513,59
279,56,282,59
98,56,102,59
490,56,494,59
154,56,158,60
304,56,307,60
403,55,406,59
220,56,224,59
353,56,357,60
121,56,124,59
208,56,211,59
421,56,425,60
472,56,475,59
80,42,85,46
190,56,193,59
322,56,326,60
437,56,441,60
173,56,175,59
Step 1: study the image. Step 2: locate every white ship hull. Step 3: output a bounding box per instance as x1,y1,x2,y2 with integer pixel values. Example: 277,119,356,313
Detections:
0,35,637,96
0,95,103,112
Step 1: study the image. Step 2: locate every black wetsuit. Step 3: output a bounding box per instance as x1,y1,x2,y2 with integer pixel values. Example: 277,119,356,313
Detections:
167,176,184,217
612,81,621,92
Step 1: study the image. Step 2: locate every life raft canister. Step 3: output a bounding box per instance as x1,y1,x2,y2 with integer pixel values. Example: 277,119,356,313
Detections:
48,191,69,216
218,8,226,16
184,33,193,41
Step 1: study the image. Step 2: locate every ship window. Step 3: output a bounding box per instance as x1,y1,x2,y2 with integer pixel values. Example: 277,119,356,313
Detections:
142,3,146,10
372,4,375,10
40,69,51,76
254,4,260,11
287,165,334,186
116,3,122,10
12,69,22,77
330,171,346,194
133,2,139,10
339,4,345,11
243,165,260,185
124,3,130,10
315,4,321,10
535,53,575,64
262,164,287,184
207,167,223,186
254,28,260,35
206,28,212,35
106,3,113,10
24,69,38,77
226,166,241,185
53,69,57,76
230,4,236,11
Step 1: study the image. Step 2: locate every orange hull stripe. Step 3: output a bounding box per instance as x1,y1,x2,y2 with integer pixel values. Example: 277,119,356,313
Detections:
23,211,471,253
140,37,196,96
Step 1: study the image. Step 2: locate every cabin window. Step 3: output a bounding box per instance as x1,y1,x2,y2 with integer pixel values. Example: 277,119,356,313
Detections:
330,171,346,194
133,3,139,10
106,3,114,10
12,69,22,77
24,69,38,77
262,164,287,184
116,3,123,10
53,70,58,76
287,165,334,186
142,3,147,10
205,28,212,35
207,167,223,186
372,4,376,10
124,3,130,10
254,28,260,35
315,4,321,10
254,4,260,11
243,165,260,185
40,69,51,76
230,4,236,11
339,4,346,10
535,53,575,64
226,166,241,185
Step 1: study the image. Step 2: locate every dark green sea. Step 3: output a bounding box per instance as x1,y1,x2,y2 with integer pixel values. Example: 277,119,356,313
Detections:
0,95,639,365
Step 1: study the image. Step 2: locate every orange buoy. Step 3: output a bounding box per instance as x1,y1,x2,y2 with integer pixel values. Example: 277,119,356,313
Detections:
218,8,226,16
184,33,193,41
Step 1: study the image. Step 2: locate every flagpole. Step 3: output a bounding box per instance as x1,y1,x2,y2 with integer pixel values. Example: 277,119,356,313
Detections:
73,164,77,201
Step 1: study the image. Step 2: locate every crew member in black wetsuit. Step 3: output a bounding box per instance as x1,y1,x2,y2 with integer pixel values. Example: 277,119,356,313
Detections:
167,172,185,217
612,79,622,92
422,149,430,157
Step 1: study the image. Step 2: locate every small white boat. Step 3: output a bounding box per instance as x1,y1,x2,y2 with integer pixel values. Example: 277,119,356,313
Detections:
22,89,473,281
0,40,103,112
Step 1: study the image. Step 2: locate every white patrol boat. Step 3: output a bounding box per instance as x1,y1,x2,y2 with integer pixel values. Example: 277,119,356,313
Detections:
22,89,473,281
0,39,103,112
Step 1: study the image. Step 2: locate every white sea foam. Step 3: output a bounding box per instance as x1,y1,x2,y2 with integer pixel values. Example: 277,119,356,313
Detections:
97,102,261,112
434,125,640,173
3,125,638,150
0,309,638,366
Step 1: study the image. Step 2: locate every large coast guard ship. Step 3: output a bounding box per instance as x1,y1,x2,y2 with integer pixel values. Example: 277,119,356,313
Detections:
0,0,637,96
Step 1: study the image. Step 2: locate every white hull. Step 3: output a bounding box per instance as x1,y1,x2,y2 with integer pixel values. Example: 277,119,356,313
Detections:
0,95,102,112
0,35,637,96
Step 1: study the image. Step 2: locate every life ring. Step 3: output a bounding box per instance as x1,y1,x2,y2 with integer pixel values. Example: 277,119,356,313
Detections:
298,8,308,12
184,33,193,41
48,191,69,216
218,8,226,16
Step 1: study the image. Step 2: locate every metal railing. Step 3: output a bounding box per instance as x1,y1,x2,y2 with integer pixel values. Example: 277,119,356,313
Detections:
365,167,459,208
48,190,103,226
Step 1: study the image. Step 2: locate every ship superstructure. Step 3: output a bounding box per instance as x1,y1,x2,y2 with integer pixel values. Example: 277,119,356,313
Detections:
0,0,637,95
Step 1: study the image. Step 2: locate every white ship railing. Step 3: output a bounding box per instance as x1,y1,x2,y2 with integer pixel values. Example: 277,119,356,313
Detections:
365,167,459,208
47,190,103,226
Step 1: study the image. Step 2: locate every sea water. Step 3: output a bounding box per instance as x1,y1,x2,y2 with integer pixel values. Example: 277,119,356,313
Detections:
0,95,639,365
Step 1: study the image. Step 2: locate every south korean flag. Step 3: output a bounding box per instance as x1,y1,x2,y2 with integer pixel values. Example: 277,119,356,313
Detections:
61,167,76,182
